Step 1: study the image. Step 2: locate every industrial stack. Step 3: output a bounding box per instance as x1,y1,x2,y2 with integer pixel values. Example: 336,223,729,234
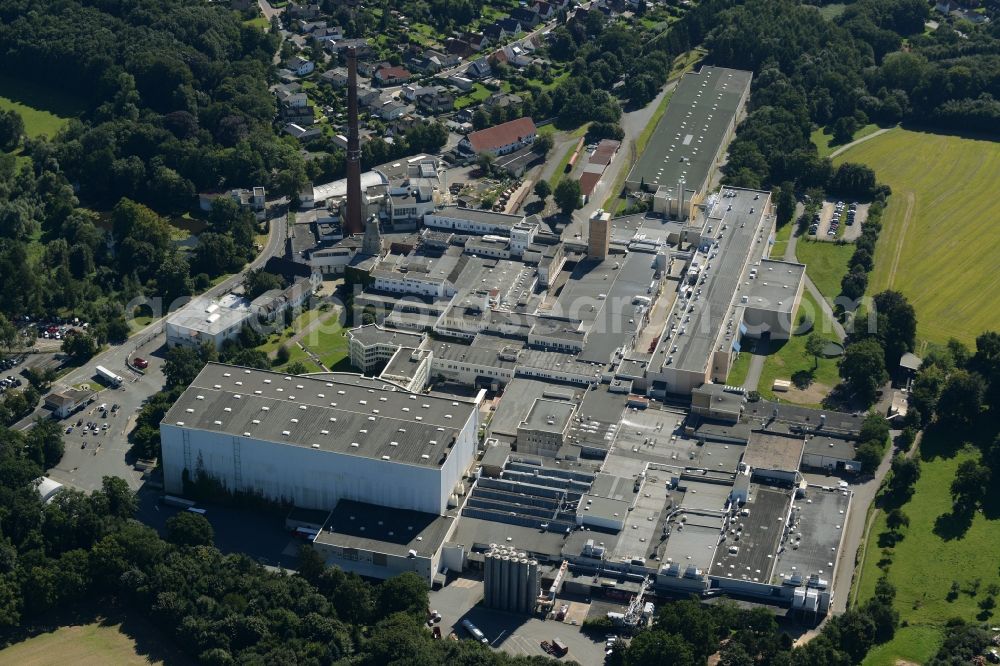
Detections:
344,47,364,236
483,544,541,614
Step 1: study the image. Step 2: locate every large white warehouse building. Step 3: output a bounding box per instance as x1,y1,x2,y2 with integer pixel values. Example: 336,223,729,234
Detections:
160,364,482,515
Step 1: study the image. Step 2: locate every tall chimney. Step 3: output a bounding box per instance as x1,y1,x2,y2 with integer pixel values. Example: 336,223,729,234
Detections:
344,47,364,236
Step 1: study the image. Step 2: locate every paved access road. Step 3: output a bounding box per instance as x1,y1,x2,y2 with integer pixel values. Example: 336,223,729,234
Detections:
18,207,288,492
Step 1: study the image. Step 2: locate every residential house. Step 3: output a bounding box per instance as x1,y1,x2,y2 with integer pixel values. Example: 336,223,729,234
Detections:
285,2,321,20
357,86,383,109
483,24,508,42
230,186,267,220
484,91,523,109
465,58,492,79
400,84,427,102
416,87,455,113
497,18,523,35
277,90,309,108
448,74,475,91
284,56,315,76
510,7,540,27
445,38,473,58
295,19,327,33
311,27,345,48
321,68,349,88
463,32,490,52
458,116,537,156
323,38,371,55
284,123,323,141
379,100,411,120
358,59,388,77
374,65,412,86
332,128,374,150
410,49,459,74
532,1,556,21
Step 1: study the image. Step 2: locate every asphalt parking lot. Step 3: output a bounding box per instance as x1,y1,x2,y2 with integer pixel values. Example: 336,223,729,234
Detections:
46,335,168,491
428,575,610,663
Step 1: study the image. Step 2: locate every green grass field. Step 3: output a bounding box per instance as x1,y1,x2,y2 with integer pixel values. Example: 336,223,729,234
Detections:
811,123,880,158
757,290,841,405
834,128,1000,346
793,239,855,306
0,620,188,665
770,220,795,260
0,74,82,141
861,624,944,666
726,341,755,387
300,320,349,370
853,444,1000,660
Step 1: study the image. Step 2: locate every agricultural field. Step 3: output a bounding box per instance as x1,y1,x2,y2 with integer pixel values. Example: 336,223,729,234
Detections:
0,620,188,666
757,290,842,406
833,128,1000,346
0,74,81,141
853,445,1000,664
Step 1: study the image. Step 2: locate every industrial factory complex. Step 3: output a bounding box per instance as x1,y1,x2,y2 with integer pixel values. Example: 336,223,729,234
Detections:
160,63,863,625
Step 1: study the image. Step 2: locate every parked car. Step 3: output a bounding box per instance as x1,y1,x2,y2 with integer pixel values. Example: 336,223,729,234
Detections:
133,357,148,369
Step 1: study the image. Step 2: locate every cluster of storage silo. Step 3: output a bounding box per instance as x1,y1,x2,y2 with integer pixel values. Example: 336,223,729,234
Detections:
483,544,540,614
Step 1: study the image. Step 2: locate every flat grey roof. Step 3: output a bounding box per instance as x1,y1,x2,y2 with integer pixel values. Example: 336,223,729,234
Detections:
490,378,581,439
347,324,424,348
662,514,723,572
804,434,856,461
678,479,732,512
710,485,789,583
315,499,455,557
653,188,771,375
162,363,477,468
743,401,863,437
520,398,575,433
744,432,805,473
555,251,658,364
773,485,851,584
428,340,517,370
167,294,251,336
626,66,752,192
381,347,428,381
742,260,805,314
449,516,568,559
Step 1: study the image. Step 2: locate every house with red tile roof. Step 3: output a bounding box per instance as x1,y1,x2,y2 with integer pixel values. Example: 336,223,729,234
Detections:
459,117,538,156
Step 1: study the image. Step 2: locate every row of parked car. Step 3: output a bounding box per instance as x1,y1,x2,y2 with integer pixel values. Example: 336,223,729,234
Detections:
0,375,23,393
810,201,859,236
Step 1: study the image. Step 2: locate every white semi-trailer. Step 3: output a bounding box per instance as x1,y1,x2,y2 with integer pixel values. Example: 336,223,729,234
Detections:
95,365,123,387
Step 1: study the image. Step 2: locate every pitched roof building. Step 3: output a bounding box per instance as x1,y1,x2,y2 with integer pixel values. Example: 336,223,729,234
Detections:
459,117,537,156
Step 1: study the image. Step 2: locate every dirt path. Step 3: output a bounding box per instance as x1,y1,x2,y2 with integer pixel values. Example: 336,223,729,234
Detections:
885,191,916,290
828,127,894,159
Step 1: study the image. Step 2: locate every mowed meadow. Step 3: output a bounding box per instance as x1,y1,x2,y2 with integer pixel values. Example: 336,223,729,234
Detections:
834,128,1000,347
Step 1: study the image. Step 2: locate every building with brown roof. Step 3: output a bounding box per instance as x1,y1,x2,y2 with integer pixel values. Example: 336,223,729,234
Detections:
458,117,537,156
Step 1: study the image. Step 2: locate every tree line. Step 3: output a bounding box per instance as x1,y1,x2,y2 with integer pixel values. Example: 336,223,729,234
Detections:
0,419,573,664
0,0,308,209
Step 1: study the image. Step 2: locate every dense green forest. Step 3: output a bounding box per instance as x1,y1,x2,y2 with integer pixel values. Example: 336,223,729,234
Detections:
711,0,1000,193
0,0,305,210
